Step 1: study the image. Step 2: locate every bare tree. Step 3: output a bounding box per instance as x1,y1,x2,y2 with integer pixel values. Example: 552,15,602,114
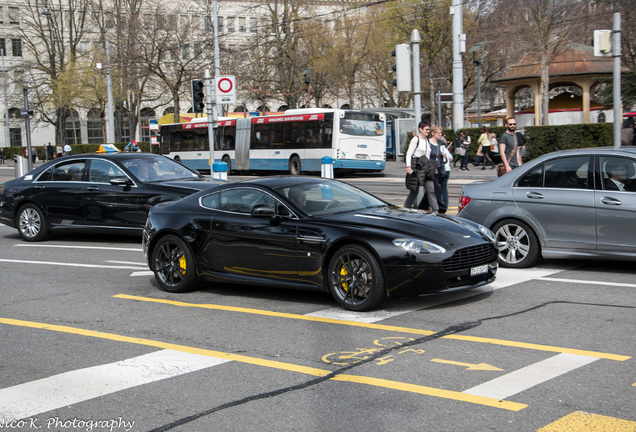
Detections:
20,0,91,145
493,0,590,125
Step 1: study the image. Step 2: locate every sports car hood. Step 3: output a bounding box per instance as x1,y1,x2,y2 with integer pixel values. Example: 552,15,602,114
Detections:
327,206,489,246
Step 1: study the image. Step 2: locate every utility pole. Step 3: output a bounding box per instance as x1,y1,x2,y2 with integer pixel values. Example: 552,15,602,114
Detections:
2,50,10,148
23,89,33,171
612,13,621,149
451,0,465,131
105,36,116,144
411,30,422,124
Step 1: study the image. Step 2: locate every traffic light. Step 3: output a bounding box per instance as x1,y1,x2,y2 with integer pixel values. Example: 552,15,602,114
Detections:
191,79,205,113
391,44,412,92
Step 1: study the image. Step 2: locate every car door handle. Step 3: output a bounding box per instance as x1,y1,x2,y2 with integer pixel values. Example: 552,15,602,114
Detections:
600,196,622,206
35,185,46,190
87,186,100,191
525,191,543,199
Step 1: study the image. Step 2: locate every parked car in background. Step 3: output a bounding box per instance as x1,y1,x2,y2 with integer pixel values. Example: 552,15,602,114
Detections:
457,147,636,268
143,176,498,311
0,153,222,241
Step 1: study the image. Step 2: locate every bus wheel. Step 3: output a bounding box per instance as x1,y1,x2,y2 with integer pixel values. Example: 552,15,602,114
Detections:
222,155,232,174
289,156,301,175
174,156,181,163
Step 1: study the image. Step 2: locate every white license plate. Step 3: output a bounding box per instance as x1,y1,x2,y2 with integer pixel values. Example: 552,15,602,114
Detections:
470,264,489,276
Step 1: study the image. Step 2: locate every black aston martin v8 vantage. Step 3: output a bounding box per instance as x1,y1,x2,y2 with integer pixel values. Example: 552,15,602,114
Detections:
143,177,498,311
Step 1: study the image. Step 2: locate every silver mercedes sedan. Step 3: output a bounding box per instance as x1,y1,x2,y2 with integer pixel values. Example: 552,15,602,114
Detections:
457,147,636,268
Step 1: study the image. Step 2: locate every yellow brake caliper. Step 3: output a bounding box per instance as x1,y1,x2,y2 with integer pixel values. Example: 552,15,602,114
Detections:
179,254,186,276
340,265,349,291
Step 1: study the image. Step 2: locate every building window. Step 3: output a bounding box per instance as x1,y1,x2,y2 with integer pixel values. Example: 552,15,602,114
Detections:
182,44,190,60
12,39,21,57
250,17,257,33
9,7,18,25
140,108,155,142
0,6,4,25
227,16,235,33
64,110,81,145
204,16,213,32
10,128,22,146
116,110,132,143
87,109,104,144
0,39,5,57
218,16,224,34
239,17,246,33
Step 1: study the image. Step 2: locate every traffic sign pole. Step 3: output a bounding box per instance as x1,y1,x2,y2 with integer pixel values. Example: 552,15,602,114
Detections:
205,69,218,170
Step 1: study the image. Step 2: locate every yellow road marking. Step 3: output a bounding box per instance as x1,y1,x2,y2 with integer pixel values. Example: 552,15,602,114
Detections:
538,411,636,431
0,317,525,411
113,294,631,362
331,375,526,411
430,358,504,371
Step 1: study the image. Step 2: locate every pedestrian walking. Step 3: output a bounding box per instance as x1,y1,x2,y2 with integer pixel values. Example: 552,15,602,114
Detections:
499,118,525,174
404,122,438,212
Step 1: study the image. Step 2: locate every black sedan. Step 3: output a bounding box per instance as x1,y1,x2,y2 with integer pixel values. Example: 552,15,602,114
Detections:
0,153,222,241
143,177,498,311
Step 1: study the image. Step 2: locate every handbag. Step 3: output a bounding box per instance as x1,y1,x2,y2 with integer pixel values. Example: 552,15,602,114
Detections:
405,172,418,191
456,146,466,156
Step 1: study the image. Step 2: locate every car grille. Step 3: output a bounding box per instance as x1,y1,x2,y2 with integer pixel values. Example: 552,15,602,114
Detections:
441,244,498,272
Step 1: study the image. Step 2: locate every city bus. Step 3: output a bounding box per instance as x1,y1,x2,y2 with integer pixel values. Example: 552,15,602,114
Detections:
158,109,386,174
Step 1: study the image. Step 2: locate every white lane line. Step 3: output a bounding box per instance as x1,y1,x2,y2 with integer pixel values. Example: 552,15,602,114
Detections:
307,265,573,323
106,260,146,266
131,271,154,277
539,277,636,288
13,244,142,252
462,353,600,400
0,349,230,422
0,258,144,270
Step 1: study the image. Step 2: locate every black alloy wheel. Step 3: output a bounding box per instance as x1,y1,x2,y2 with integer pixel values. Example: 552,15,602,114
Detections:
327,244,386,311
151,235,198,293
17,204,49,242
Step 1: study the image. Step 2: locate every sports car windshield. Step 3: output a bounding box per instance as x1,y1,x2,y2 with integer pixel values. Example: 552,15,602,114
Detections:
274,181,387,216
120,157,200,181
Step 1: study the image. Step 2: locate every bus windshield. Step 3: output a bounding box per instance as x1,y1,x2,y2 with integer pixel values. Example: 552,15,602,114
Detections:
339,112,385,137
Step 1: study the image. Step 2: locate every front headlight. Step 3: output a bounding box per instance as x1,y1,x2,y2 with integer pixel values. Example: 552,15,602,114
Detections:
392,238,446,254
479,225,497,245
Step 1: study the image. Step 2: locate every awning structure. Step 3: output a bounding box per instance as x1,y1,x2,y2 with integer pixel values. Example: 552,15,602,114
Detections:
493,44,619,125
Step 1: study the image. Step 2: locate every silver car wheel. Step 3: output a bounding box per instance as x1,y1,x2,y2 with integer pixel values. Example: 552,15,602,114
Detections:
493,219,540,268
17,204,49,242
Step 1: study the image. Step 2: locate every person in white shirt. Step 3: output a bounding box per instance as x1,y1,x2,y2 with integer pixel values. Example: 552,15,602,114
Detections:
404,122,438,211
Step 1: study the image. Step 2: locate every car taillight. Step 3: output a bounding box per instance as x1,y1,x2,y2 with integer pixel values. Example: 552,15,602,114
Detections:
458,194,471,213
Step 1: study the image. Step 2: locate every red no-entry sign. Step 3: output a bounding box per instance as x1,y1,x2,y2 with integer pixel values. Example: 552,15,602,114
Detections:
215,76,236,104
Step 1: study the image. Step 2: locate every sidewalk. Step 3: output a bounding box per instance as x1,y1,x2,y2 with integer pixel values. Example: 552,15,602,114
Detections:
383,159,498,183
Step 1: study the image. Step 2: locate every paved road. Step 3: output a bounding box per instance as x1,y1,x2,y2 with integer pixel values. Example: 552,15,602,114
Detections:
1,159,635,431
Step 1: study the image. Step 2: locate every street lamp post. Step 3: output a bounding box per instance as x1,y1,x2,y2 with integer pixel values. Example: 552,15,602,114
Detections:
469,41,496,127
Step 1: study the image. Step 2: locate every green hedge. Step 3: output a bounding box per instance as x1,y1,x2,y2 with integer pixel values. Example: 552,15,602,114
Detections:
447,123,613,162
1,142,153,161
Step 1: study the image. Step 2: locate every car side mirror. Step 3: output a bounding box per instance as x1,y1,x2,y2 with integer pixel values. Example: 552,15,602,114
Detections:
110,176,134,187
251,204,275,217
